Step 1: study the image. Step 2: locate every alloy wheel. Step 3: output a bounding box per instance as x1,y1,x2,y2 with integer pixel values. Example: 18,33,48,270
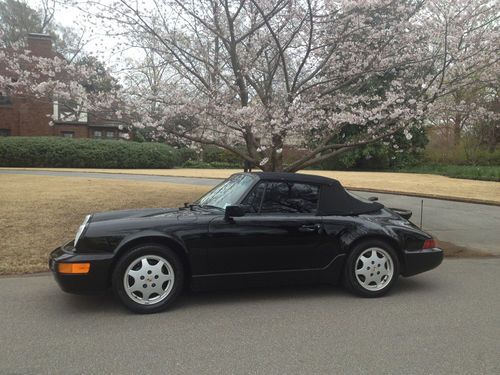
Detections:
123,255,175,305
354,247,394,291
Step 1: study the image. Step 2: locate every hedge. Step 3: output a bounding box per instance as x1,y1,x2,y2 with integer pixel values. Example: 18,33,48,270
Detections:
0,137,179,168
182,160,241,169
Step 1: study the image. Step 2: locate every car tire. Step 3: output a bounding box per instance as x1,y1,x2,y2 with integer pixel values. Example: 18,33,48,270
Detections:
343,240,400,297
112,244,184,314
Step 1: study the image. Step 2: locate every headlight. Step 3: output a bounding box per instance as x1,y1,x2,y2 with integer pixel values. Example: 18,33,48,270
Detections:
74,214,91,246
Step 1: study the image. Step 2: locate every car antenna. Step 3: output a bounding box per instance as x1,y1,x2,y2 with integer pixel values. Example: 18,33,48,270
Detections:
419,199,424,229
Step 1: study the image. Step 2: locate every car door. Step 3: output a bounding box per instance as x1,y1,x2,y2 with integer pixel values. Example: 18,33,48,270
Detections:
206,180,335,275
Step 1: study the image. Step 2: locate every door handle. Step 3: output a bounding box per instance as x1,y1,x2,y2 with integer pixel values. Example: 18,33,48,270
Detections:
299,224,321,233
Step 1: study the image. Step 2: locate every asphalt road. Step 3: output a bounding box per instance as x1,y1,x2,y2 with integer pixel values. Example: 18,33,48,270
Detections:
0,258,499,374
1,169,499,255
0,169,220,186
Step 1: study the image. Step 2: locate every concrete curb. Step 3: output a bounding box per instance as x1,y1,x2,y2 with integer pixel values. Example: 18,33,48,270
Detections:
348,187,500,207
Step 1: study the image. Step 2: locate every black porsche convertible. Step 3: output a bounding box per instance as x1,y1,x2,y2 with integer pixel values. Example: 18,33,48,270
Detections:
50,172,443,313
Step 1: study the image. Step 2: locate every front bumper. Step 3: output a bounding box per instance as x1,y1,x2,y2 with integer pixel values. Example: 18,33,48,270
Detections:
49,241,114,294
401,247,444,277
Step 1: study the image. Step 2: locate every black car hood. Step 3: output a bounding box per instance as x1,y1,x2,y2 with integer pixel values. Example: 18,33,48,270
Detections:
90,207,195,223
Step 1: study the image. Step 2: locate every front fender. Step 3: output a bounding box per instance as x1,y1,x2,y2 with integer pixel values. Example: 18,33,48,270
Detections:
114,230,189,257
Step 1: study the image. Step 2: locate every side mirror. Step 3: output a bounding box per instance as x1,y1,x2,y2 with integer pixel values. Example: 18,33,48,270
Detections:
368,196,379,202
225,205,245,220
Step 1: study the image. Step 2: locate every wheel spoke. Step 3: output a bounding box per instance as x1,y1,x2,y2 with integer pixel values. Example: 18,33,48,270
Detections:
129,283,143,295
151,283,165,296
128,269,143,281
140,258,150,270
355,267,368,278
360,254,370,262
157,273,173,284
142,289,151,301
151,260,165,273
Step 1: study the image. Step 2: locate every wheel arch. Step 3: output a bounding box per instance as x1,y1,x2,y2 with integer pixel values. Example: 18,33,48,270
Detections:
344,234,405,272
109,233,191,287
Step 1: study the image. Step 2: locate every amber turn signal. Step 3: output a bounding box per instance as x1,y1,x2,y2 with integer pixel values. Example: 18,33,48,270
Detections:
58,263,91,274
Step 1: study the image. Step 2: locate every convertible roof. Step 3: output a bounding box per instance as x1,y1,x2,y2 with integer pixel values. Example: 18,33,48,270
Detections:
239,172,384,216
249,172,338,185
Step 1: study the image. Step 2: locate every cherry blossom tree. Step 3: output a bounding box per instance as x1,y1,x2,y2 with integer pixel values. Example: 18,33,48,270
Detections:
1,0,498,171
424,0,499,148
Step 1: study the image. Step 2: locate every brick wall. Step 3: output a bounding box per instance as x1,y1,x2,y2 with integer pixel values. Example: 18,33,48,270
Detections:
26,34,55,58
0,97,56,136
53,123,89,138
0,105,20,135
0,34,58,137
1,34,127,140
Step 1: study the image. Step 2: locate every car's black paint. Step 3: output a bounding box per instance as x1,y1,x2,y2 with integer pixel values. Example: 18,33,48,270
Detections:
50,172,443,294
50,242,113,293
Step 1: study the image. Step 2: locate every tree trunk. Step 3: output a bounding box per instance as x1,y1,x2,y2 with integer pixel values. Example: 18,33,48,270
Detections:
270,134,284,172
487,124,497,152
453,113,462,145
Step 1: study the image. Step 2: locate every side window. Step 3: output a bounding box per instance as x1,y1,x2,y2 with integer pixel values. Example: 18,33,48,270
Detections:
260,182,319,214
61,131,74,138
0,88,12,105
241,182,265,213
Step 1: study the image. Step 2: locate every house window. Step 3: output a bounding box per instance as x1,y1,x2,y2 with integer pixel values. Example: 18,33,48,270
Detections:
0,129,11,136
61,131,74,138
53,100,88,123
93,130,102,139
106,131,115,139
0,89,12,106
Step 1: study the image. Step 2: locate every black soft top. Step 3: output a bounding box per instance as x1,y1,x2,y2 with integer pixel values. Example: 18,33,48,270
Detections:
244,172,384,216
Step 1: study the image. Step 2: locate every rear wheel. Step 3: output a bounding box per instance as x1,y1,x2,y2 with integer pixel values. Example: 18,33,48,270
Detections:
112,244,184,313
343,240,399,297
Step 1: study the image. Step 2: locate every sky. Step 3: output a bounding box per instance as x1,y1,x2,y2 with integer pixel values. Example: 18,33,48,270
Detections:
26,0,138,70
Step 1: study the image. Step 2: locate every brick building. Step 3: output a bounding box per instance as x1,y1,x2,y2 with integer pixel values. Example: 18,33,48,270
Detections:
0,33,127,139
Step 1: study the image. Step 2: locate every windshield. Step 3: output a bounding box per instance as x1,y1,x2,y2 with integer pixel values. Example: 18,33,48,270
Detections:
195,174,256,209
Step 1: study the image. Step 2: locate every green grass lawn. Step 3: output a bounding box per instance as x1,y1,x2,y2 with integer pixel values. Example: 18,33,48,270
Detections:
398,165,500,182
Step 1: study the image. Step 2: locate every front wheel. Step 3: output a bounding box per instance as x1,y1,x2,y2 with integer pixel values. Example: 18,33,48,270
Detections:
343,240,400,297
112,244,184,313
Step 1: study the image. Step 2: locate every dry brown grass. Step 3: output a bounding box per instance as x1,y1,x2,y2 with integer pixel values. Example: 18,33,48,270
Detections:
2,167,499,205
0,175,209,275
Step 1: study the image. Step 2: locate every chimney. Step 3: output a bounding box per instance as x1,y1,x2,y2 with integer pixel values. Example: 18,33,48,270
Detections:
26,33,54,58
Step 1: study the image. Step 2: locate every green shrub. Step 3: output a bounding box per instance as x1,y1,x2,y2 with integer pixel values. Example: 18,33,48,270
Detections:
423,141,500,166
0,137,179,168
314,125,428,171
201,145,244,164
398,164,500,182
182,160,241,169
176,147,197,164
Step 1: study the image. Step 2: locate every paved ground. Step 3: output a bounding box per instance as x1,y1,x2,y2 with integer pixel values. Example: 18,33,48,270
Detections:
1,169,498,254
354,191,500,255
0,169,219,186
0,258,499,374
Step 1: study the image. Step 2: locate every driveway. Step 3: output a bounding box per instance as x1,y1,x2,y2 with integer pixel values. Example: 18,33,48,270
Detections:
1,169,498,255
0,258,499,374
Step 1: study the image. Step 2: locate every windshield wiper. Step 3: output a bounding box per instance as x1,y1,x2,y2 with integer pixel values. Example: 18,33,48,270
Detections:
188,203,224,211
200,204,224,211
